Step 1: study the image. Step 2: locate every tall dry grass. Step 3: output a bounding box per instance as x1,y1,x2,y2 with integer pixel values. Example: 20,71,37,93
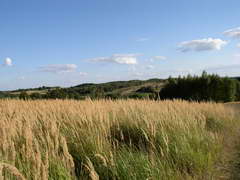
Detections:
0,99,238,179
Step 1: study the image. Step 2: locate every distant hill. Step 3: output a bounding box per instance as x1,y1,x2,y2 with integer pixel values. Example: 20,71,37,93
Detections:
10,86,60,94
1,78,166,99
70,79,165,97
1,75,239,100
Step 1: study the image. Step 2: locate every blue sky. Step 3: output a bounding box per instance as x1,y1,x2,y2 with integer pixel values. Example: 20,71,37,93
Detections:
1,0,240,90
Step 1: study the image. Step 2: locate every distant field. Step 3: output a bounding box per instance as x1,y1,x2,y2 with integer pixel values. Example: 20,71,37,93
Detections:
225,102,240,112
6,79,165,98
10,90,49,95
0,99,239,179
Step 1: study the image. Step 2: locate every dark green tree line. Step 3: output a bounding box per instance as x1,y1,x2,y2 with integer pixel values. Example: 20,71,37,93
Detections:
160,71,240,102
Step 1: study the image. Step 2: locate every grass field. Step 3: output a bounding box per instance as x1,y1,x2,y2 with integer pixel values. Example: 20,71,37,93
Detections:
0,99,239,179
225,102,240,112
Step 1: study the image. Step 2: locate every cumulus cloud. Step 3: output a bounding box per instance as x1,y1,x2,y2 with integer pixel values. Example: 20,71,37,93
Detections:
89,54,140,65
3,57,13,66
178,38,227,52
224,27,240,39
39,64,77,73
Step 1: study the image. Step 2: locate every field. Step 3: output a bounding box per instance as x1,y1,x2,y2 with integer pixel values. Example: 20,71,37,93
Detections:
0,99,239,179
225,102,240,112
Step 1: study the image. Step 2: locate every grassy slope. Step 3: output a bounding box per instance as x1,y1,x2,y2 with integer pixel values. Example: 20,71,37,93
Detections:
3,76,240,96
225,102,240,111
0,99,239,179
9,87,58,95
10,90,49,95
110,82,164,96
6,79,165,96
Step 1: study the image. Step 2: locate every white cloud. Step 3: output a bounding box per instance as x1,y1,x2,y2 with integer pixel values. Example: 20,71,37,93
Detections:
39,64,77,73
89,54,140,65
3,57,13,66
136,38,149,42
224,27,240,39
178,38,227,52
237,43,240,48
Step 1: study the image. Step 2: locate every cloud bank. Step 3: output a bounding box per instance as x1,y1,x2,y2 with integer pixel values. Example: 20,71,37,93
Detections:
178,38,227,52
224,27,240,39
89,54,140,65
39,64,77,73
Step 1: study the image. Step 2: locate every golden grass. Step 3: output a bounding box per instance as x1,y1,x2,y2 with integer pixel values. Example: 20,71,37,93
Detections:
0,99,238,179
0,163,26,180
225,102,240,114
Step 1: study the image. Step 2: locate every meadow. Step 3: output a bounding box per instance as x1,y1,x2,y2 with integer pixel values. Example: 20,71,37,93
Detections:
0,99,239,180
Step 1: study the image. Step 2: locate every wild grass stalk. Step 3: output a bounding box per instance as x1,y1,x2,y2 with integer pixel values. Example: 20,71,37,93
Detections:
0,99,238,179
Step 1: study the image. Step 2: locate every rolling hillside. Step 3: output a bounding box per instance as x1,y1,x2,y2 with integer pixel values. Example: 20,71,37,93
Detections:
1,76,239,100
3,78,166,99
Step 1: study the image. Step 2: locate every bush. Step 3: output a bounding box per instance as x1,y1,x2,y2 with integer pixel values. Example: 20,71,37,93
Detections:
19,91,30,100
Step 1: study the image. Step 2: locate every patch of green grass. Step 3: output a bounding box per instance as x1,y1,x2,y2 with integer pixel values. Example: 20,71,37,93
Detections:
110,123,150,151
49,160,71,180
205,117,224,132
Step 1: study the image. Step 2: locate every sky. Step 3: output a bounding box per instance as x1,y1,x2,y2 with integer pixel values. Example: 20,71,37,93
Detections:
1,0,240,90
